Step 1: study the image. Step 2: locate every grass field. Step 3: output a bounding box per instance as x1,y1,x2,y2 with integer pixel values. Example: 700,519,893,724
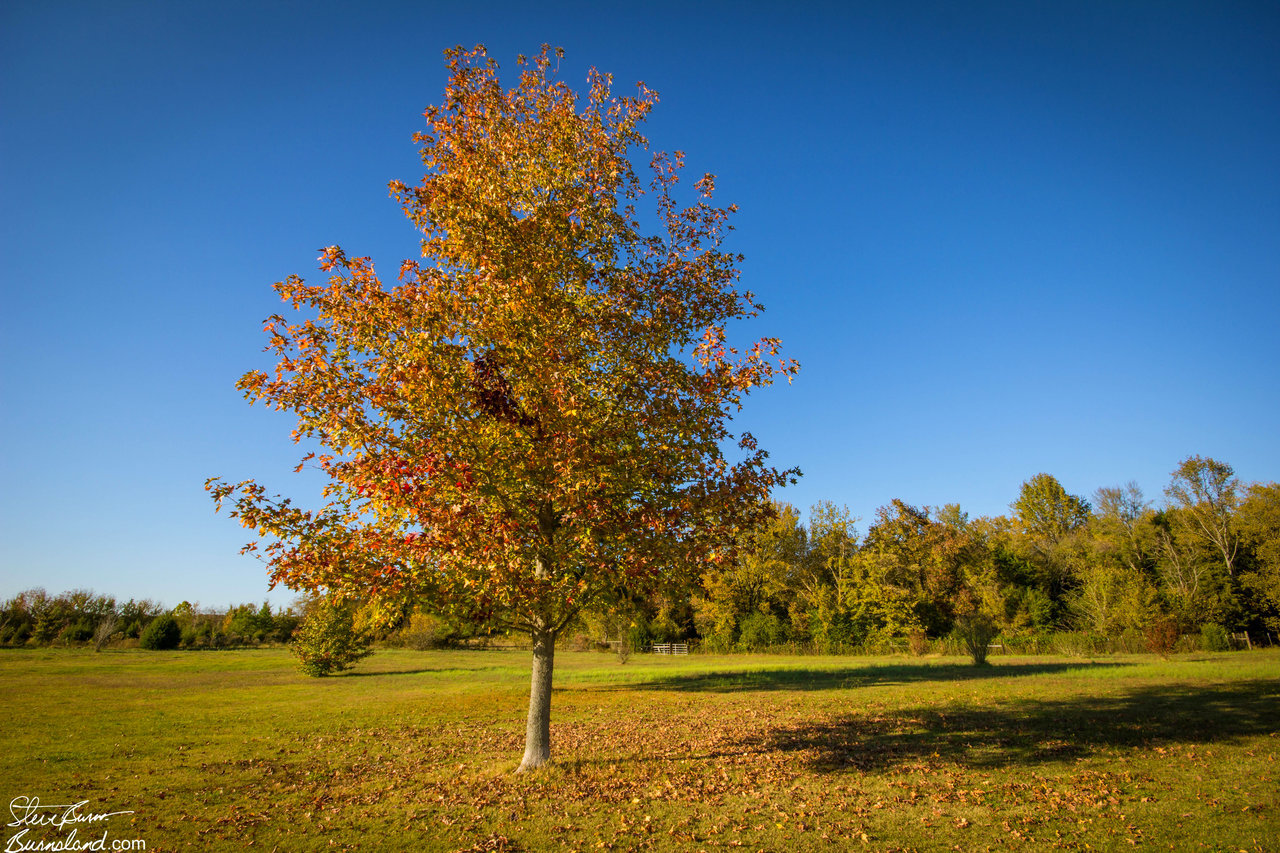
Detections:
1,648,1277,852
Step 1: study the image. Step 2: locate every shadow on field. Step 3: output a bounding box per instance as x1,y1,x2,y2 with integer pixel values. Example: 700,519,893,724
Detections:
749,679,1280,772
342,668,444,678
629,660,1128,692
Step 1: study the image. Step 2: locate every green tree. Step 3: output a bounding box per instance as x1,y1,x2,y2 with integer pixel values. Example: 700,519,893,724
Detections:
694,502,805,649
1012,473,1091,548
223,601,277,644
1236,482,1280,633
292,595,373,677
118,598,162,639
1065,482,1161,636
1010,474,1091,613
139,613,181,650
794,501,859,650
1068,559,1160,636
971,517,1057,634
858,500,967,638
207,45,796,771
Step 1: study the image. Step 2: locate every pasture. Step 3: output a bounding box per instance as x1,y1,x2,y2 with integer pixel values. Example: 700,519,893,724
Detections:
1,648,1277,851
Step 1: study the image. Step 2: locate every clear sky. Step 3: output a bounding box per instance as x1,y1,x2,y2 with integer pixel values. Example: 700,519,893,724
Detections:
2,1,1277,610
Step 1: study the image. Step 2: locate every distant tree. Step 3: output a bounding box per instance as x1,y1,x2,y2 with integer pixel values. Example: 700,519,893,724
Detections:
1165,456,1241,577
969,517,1057,634
794,501,859,650
223,601,278,644
1200,622,1230,652
1092,482,1153,574
694,502,805,650
859,500,966,638
736,610,787,651
207,45,795,770
118,598,162,639
1150,508,1228,628
1144,616,1179,656
255,602,276,640
1012,473,1091,548
1068,559,1160,636
1075,482,1160,634
1009,474,1091,614
1236,482,1280,633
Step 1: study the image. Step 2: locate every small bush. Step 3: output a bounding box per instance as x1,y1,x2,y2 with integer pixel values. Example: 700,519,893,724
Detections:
1200,623,1230,652
1144,617,1179,657
92,614,119,651
292,596,373,677
954,613,998,666
908,629,928,657
139,614,181,650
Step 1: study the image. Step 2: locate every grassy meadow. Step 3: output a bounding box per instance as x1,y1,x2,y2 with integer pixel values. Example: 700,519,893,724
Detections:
1,647,1277,852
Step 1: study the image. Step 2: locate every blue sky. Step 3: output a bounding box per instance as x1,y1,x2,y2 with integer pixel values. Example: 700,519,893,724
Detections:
2,1,1277,610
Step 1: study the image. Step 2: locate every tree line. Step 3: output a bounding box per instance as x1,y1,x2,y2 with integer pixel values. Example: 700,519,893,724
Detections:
580,455,1280,654
0,592,300,650
6,454,1276,656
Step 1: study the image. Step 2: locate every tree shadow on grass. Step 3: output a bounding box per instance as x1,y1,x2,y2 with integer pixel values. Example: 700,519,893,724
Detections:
624,660,1130,693
744,679,1280,773
343,652,529,678
342,668,444,678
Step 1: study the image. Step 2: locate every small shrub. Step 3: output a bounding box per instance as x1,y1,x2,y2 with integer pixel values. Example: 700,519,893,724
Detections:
1200,623,1230,652
292,596,373,677
92,614,119,651
139,614,181,650
1144,617,1179,657
908,629,928,657
955,613,998,666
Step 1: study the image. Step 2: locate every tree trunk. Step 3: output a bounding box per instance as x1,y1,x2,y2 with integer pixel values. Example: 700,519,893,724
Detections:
517,626,555,772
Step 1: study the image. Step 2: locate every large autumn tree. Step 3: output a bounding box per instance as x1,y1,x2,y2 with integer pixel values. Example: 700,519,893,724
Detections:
207,45,797,771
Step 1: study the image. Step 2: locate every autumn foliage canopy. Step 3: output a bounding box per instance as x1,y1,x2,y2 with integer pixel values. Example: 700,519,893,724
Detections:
207,45,797,647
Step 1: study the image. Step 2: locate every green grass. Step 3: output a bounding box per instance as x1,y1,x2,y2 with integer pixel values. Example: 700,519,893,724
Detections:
2,648,1277,852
